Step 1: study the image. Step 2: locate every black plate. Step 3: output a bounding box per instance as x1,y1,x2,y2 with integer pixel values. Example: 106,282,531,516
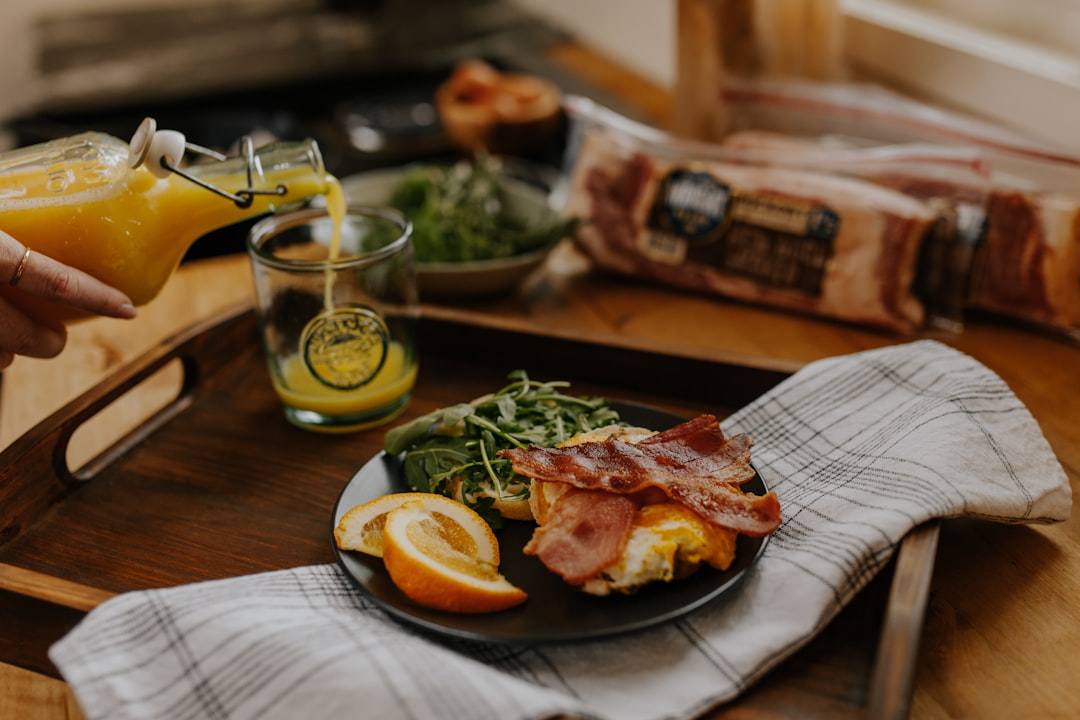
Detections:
331,402,770,644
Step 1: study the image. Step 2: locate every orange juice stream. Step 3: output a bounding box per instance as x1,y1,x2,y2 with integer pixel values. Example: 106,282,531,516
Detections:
323,179,342,313
271,178,418,426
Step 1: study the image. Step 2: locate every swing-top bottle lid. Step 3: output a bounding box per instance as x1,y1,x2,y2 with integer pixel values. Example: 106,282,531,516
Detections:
128,117,186,179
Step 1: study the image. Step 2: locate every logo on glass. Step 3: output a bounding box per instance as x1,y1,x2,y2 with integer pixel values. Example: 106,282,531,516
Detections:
301,307,389,390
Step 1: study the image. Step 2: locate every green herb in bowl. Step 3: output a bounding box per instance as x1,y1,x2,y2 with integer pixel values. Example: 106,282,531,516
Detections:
387,157,576,264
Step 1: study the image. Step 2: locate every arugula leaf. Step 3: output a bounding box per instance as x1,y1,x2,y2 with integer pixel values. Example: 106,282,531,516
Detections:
383,371,624,526
383,403,474,455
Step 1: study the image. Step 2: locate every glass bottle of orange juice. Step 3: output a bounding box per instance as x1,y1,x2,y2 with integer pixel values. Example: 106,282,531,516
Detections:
0,119,335,328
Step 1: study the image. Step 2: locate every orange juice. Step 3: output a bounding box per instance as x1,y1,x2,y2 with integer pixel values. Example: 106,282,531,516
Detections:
273,341,418,432
276,177,419,428
0,131,331,327
248,197,419,433
323,176,346,311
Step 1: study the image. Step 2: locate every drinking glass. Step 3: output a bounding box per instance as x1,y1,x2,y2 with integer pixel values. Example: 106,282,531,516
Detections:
248,205,418,432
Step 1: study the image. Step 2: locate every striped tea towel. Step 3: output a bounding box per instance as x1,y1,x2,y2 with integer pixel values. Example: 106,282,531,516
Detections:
50,340,1071,720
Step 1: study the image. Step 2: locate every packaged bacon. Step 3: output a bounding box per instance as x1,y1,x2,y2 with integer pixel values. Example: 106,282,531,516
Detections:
560,96,980,334
714,128,991,334
713,77,1080,340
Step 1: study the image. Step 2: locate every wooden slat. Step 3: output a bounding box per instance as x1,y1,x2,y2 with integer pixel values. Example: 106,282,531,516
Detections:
0,564,113,613
867,521,942,720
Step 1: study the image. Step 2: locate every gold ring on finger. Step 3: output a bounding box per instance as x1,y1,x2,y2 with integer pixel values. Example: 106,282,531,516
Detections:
9,247,31,287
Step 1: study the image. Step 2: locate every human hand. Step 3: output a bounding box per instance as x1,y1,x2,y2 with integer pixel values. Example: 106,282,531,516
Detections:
0,231,136,369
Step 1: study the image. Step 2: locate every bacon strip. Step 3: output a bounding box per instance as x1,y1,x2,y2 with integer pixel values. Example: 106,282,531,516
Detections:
522,489,637,585
500,415,781,536
636,415,756,483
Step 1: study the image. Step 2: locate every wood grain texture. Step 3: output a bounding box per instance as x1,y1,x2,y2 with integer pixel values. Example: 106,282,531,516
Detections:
0,255,254,720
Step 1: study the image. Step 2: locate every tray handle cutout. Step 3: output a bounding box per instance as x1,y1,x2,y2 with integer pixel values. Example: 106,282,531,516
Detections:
68,356,195,483
0,303,255,546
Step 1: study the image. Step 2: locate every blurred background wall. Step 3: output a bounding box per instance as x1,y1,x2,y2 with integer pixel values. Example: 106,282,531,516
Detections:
1,0,675,125
509,0,675,88
1,0,1078,152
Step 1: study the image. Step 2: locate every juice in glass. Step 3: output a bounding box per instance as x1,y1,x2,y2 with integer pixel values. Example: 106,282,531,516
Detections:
274,342,418,422
248,199,419,433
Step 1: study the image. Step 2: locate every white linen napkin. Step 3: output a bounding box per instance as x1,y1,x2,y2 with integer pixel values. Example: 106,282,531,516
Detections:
50,340,1071,720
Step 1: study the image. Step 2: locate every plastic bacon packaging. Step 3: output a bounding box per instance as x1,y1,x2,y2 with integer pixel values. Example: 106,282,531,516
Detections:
712,76,1080,338
559,94,991,335
692,78,1080,340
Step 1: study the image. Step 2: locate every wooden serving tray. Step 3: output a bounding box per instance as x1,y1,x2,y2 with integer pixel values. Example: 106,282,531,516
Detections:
0,304,937,719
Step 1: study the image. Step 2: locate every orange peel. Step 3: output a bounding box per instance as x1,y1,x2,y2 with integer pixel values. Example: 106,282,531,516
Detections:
381,497,527,614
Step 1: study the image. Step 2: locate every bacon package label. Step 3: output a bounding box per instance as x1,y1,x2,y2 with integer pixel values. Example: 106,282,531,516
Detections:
644,167,841,295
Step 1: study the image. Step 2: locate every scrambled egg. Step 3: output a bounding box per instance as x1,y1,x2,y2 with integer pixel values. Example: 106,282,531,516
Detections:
581,503,737,596
530,424,738,596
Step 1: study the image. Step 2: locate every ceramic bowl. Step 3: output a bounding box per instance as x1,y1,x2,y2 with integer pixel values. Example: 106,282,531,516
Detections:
340,164,566,297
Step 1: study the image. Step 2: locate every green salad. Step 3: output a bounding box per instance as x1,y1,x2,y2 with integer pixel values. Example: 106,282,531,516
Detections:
387,158,576,264
383,371,623,526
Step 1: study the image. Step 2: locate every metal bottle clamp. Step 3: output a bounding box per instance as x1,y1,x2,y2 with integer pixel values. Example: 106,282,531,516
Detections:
127,117,287,209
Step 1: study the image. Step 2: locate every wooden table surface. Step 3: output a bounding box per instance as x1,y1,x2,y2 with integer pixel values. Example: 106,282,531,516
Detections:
2,44,1079,720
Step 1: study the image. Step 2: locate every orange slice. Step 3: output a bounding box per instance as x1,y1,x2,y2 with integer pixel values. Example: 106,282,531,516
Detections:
334,492,440,558
381,497,527,613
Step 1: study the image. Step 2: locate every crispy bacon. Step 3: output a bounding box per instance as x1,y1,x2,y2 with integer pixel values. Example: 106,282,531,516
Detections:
499,415,781,537
522,489,637,585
